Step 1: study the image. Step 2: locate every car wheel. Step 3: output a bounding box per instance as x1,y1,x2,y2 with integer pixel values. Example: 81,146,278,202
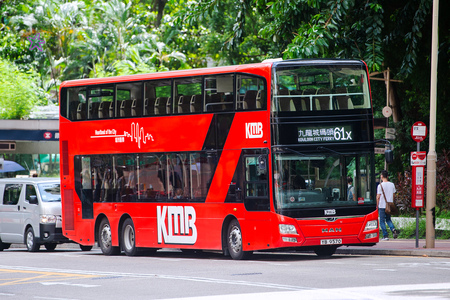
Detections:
44,243,57,251
25,227,40,252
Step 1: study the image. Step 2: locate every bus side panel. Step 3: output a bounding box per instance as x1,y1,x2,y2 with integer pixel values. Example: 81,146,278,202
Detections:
240,211,278,251
102,203,246,251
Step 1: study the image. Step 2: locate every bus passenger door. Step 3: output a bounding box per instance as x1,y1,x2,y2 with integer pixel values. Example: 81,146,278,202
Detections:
241,153,272,250
243,154,270,212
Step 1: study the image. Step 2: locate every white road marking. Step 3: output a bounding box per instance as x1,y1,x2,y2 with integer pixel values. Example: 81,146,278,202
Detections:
40,282,100,288
161,282,450,300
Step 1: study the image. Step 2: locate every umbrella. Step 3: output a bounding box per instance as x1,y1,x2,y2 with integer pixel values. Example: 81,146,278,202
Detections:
0,160,26,173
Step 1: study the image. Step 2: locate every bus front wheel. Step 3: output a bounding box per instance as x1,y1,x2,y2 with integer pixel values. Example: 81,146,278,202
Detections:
227,219,252,260
314,246,337,257
122,218,138,256
98,218,120,255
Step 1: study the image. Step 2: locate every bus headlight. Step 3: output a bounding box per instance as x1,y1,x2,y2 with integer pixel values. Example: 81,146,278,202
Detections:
364,220,378,231
40,215,57,224
279,224,298,235
365,233,378,239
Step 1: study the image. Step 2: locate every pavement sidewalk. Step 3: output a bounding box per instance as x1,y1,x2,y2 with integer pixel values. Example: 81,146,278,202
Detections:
336,239,450,258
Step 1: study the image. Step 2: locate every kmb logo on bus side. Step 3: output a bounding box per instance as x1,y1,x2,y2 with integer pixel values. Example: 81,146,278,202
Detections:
157,206,197,245
245,122,263,139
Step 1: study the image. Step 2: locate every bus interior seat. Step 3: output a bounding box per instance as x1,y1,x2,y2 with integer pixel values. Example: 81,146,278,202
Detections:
76,102,86,120
334,87,354,110
314,88,331,110
166,97,172,114
223,94,234,110
256,90,262,109
177,96,190,113
98,101,110,119
207,93,222,111
120,99,132,117
69,101,79,120
108,101,114,118
154,97,166,115
190,95,202,113
131,99,142,116
301,88,317,111
277,89,293,111
88,101,100,119
242,90,258,110
144,98,156,115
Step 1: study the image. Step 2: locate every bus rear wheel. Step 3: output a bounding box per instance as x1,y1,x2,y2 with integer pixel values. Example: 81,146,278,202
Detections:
227,219,252,260
122,218,138,256
98,218,120,255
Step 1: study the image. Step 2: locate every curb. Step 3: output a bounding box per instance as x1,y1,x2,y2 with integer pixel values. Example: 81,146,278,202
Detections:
336,248,450,258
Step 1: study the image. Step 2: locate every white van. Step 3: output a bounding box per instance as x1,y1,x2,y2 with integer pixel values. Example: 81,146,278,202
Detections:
0,178,90,252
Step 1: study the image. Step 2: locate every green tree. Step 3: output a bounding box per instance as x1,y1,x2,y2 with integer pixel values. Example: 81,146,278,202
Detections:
0,59,47,119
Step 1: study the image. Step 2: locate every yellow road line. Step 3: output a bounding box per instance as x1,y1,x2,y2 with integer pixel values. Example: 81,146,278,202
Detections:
0,269,97,286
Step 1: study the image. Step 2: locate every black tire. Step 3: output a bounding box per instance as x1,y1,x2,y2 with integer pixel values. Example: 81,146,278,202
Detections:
44,243,57,251
122,218,138,256
25,227,40,252
98,218,120,255
80,245,93,251
226,219,252,260
314,246,337,257
0,238,11,251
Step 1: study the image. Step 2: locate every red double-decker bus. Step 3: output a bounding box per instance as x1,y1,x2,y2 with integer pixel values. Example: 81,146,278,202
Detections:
59,59,379,259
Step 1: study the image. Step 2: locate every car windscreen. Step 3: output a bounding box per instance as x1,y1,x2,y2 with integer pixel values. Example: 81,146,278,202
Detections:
38,183,61,202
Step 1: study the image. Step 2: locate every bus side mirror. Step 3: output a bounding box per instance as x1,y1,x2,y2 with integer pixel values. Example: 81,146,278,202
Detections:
258,155,266,170
385,149,394,164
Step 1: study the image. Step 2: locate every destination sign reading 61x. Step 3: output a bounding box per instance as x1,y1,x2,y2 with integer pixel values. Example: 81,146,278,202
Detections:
298,125,353,143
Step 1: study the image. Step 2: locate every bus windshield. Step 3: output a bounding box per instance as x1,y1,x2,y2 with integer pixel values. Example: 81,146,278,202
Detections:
273,152,375,210
273,64,371,112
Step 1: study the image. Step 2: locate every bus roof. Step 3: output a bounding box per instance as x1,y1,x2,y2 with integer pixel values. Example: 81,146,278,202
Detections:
60,61,274,88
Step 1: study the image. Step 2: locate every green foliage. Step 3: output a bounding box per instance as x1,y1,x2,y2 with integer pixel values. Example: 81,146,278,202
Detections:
0,59,47,119
392,218,426,239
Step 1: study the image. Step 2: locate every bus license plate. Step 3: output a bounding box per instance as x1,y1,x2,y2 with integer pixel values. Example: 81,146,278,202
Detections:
320,239,342,245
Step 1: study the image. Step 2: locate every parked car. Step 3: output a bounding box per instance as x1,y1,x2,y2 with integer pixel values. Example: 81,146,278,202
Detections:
0,177,91,252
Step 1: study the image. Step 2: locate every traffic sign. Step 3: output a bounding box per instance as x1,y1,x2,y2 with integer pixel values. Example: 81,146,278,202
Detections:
411,151,427,166
411,121,428,142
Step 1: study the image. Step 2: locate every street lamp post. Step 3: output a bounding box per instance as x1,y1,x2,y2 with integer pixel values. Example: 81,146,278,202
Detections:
426,0,439,248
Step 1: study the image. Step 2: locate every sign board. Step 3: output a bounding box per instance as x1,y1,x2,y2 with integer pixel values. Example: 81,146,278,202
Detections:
412,165,425,208
386,133,396,140
411,121,427,143
297,125,353,143
411,151,427,166
374,147,386,154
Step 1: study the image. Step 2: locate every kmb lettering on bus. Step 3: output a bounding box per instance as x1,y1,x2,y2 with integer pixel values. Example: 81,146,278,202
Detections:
245,122,263,139
157,206,197,245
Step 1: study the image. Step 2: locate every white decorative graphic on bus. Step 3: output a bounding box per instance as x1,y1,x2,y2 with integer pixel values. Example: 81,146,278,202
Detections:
157,206,197,245
90,122,154,149
245,122,263,139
